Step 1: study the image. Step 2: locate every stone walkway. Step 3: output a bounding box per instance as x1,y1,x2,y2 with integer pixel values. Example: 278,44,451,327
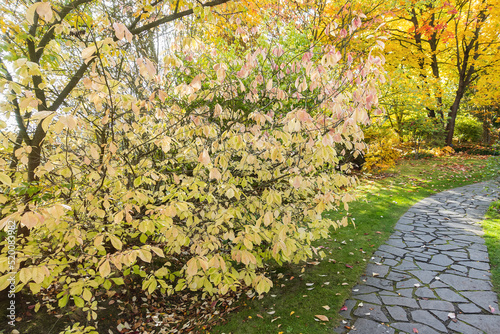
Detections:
337,179,500,334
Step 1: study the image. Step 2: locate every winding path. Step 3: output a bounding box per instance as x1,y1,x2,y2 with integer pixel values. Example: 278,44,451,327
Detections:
337,179,500,334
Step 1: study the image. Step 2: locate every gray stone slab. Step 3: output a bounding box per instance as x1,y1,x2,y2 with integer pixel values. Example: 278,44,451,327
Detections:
439,273,492,290
411,310,447,332
445,250,469,258
396,288,413,298
352,285,379,295
386,238,406,248
461,291,499,311
434,288,467,302
373,250,396,259
383,259,399,266
430,310,451,321
468,268,491,280
409,270,437,284
380,296,419,308
365,277,394,291
415,287,436,299
430,254,453,266
378,244,408,257
394,259,419,270
458,303,482,313
386,306,407,321
390,322,440,334
419,299,455,311
365,263,390,277
460,260,490,270
447,320,484,334
458,314,500,333
450,264,468,272
348,318,395,334
340,299,357,320
354,293,382,305
386,271,408,281
353,303,389,323
396,278,421,289
415,261,446,271
429,281,448,288
469,249,490,261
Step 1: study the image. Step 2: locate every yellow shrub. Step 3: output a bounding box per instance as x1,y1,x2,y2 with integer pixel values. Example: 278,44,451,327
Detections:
430,146,455,157
363,136,401,172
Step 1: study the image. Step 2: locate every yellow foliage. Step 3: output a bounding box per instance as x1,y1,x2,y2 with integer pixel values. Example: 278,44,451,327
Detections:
430,146,455,157
0,0,385,320
363,137,401,172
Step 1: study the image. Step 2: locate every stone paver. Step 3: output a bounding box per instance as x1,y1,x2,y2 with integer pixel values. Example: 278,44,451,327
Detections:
341,180,500,334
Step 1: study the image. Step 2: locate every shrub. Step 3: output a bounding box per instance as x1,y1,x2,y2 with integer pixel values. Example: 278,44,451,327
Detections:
0,3,385,325
362,136,400,172
454,114,483,143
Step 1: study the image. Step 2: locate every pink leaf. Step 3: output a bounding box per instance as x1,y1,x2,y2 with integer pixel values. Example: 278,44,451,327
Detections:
340,305,348,311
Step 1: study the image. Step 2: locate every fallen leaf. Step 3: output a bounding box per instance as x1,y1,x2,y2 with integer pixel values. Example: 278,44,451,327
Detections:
322,305,330,310
358,302,364,307
267,310,275,315
306,283,314,286
345,264,353,268
413,328,418,333
315,315,329,321
271,317,280,322
372,273,379,277
448,313,456,319
290,311,295,316
256,314,263,319
340,305,348,311
489,305,496,313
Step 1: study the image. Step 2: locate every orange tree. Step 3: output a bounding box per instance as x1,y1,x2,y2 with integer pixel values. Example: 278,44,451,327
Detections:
0,0,385,332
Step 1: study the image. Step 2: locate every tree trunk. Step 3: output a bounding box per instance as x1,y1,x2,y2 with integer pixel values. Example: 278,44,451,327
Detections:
445,86,465,146
482,117,491,145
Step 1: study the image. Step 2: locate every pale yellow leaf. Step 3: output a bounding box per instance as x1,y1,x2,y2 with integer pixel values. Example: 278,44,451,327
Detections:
315,315,329,321
0,173,12,186
99,260,111,277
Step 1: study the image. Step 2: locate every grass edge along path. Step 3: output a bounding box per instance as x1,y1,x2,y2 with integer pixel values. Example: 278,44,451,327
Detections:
209,155,500,334
481,199,500,299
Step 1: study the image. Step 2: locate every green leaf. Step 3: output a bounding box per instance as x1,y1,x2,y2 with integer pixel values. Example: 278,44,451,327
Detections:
74,296,85,308
111,277,124,285
58,294,69,308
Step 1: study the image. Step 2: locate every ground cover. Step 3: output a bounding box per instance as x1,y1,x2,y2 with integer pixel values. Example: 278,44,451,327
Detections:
209,154,500,334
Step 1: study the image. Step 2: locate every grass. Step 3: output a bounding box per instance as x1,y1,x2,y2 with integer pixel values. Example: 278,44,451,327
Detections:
209,154,500,334
481,200,500,297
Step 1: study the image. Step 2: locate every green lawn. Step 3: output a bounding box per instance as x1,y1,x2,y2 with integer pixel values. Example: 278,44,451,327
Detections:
209,155,500,334
482,200,500,297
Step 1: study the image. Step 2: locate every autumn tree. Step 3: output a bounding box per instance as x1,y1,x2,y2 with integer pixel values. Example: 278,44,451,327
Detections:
0,0,384,332
384,0,500,146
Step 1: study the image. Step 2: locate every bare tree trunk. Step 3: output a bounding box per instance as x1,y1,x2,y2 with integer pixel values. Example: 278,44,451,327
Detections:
482,117,491,145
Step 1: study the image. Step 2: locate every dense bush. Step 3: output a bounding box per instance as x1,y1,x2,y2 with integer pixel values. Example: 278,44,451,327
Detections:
0,2,385,326
454,114,483,143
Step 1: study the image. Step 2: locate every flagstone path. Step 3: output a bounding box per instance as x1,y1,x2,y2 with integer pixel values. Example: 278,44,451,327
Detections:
337,179,500,334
